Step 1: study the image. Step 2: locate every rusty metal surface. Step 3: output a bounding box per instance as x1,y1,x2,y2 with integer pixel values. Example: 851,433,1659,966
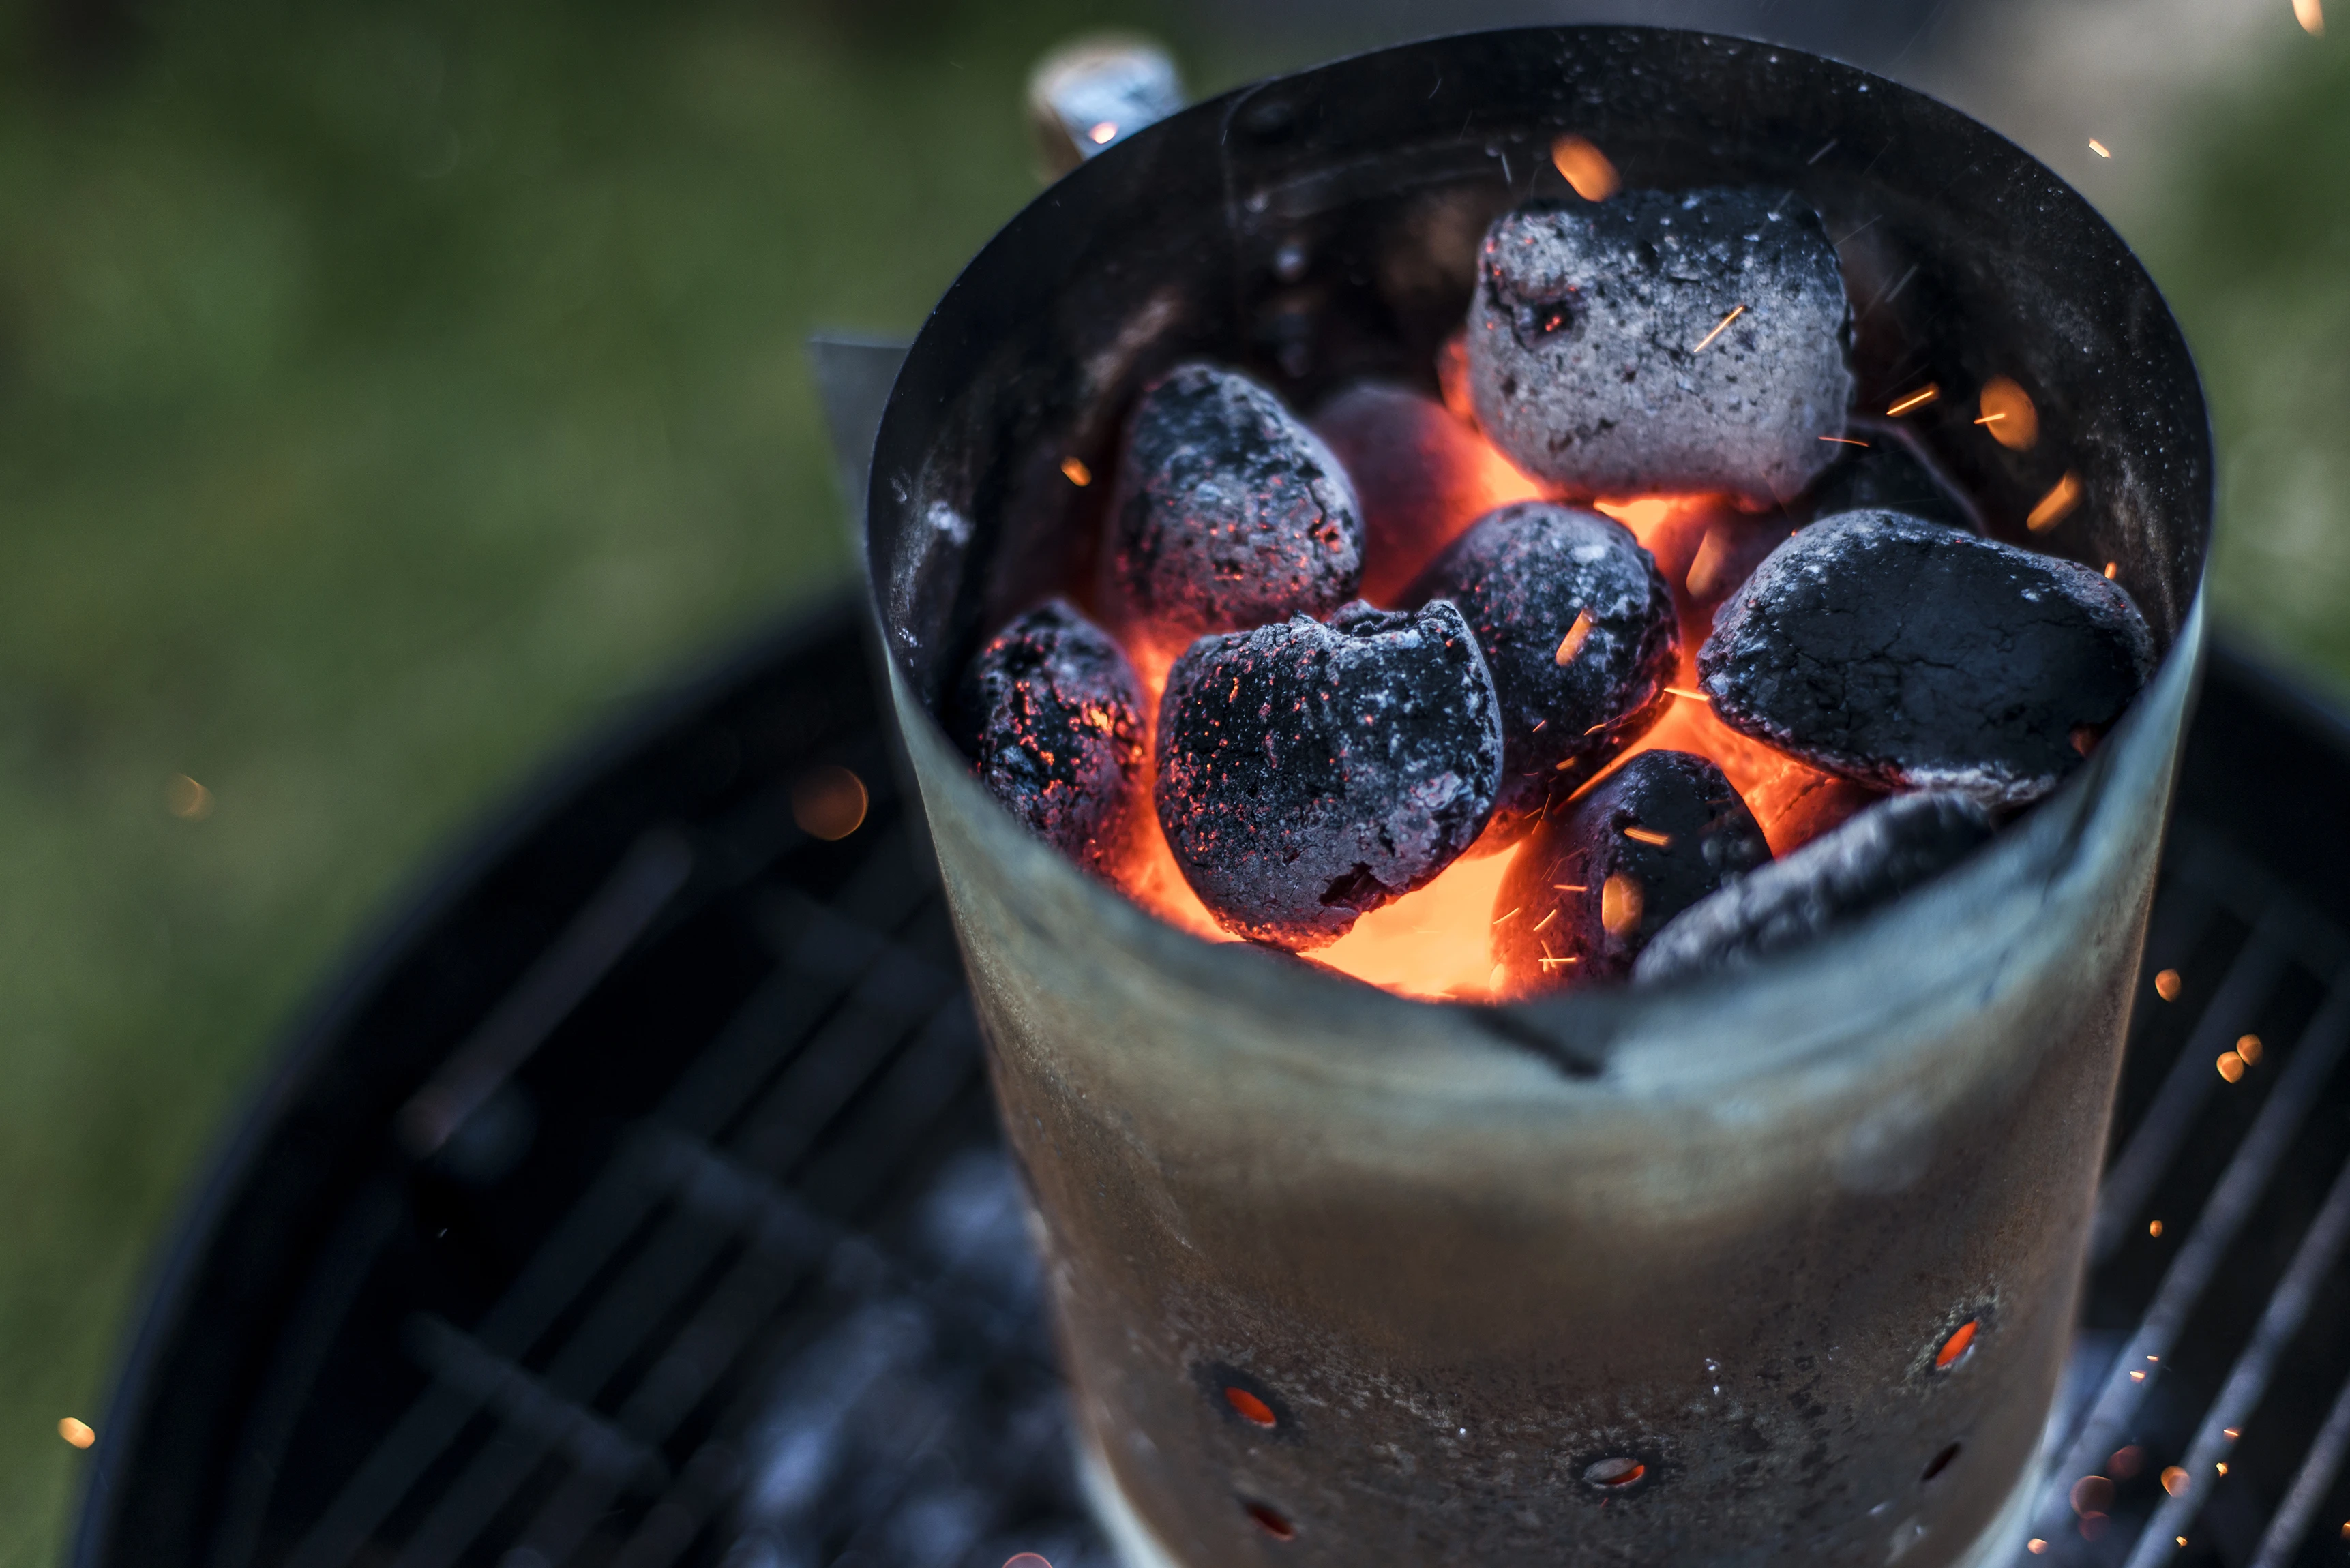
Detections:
865,26,2214,1568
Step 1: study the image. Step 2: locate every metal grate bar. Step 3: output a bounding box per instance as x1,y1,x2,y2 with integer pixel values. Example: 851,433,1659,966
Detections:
2092,903,2300,1260
2120,1153,2350,1567
2248,1363,2350,1568
2014,970,2350,1559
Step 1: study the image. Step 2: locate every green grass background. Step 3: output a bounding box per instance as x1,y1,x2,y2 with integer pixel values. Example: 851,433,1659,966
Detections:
0,3,2340,1561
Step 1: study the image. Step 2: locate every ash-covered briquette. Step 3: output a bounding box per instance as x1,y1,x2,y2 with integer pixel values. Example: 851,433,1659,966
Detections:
1155,601,1502,949
1103,362,1364,650
1467,190,1853,502
1698,509,2157,806
1405,502,1678,839
1310,380,1522,605
1492,749,1772,992
954,599,1148,877
1633,791,1995,985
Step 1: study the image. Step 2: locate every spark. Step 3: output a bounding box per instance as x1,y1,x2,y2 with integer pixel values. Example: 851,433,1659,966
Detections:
2224,1428,2240,1440
2089,139,2112,158
1551,134,1622,200
2149,1220,2164,1237
1553,607,1596,666
1691,303,1746,353
1622,826,1672,847
2218,1051,2246,1083
2027,1542,2047,1556
2155,967,2183,1001
2104,561,2119,578
59,1418,94,1449
1088,121,1118,145
2216,1462,2229,1475
1582,721,1609,736
1978,376,2040,450
1665,685,1708,701
1060,456,1092,487
2131,1370,2147,1381
1819,435,1871,447
1532,909,1558,931
1886,384,1942,416
1553,884,1587,892
1937,1320,1979,1369
2236,1033,2263,1064
2295,0,2324,35
1600,872,1644,934
2028,470,2083,532
1494,907,1523,924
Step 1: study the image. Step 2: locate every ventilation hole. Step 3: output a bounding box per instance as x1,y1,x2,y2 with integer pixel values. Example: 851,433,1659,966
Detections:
1583,1456,1648,1488
1922,1443,1963,1483
1223,1387,1278,1428
1935,1318,1979,1370
1243,1501,1295,1541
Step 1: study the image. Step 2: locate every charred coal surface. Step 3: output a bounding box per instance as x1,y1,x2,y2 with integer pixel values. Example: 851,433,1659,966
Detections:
1633,790,1995,984
954,599,1148,876
1310,380,1517,605
1699,509,2156,805
1407,502,1678,840
1104,361,1364,650
1493,749,1771,992
1156,601,1501,949
1468,190,1852,502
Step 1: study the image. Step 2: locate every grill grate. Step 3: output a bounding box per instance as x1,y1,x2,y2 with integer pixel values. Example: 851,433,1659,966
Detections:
72,609,2350,1568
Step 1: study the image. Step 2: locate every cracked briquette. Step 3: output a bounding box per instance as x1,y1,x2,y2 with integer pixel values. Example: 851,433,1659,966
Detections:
1405,501,1679,843
1155,600,1502,950
1103,361,1364,650
954,599,1148,877
1467,189,1853,503
1633,790,1995,985
1697,509,2156,806
1493,749,1772,993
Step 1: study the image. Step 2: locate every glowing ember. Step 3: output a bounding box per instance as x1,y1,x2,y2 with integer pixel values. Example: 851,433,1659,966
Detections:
1886,385,1941,417
1060,455,1092,486
2295,0,2325,35
1088,121,1118,145
2105,561,2120,579
2156,967,2183,1001
2028,470,2083,532
2218,1051,2246,1083
58,1417,94,1449
2237,1032,2263,1064
1224,1387,1279,1427
2150,1219,2164,1237
1622,826,1672,848
2089,139,2112,158
1550,134,1622,201
1583,1456,1647,1487
1935,1318,1979,1370
1691,303,1746,354
1553,607,1596,666
1977,376,2040,451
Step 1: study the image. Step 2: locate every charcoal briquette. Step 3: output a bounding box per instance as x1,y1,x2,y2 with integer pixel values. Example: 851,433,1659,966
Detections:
1633,790,1995,985
1406,501,1678,840
955,599,1148,877
1155,600,1502,949
1492,749,1772,993
1104,362,1364,655
1698,509,2157,805
1468,190,1853,502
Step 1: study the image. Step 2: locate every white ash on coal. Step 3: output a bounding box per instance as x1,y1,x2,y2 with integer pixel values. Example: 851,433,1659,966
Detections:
1633,790,1994,984
1155,601,1501,949
1309,380,1537,605
1493,749,1772,992
1698,509,2156,806
1467,190,1852,502
1103,362,1363,654
1405,501,1680,841
955,599,1148,877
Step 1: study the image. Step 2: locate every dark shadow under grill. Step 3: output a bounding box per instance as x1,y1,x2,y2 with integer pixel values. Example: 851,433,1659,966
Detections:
70,599,2350,1568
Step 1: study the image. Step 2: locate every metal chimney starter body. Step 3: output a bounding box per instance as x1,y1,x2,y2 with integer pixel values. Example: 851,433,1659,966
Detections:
863,29,2212,1568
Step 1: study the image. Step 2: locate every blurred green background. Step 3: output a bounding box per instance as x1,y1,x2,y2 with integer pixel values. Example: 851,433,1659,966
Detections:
0,0,2340,1561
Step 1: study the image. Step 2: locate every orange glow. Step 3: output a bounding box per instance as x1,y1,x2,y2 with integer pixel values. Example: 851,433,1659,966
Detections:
2295,0,2324,35
2218,1051,2246,1083
1886,384,1941,417
2028,471,2082,532
2156,967,2183,1001
1060,456,1092,487
1601,873,1644,935
1553,608,1596,666
58,1418,94,1449
1622,826,1672,849
2089,139,2113,159
1551,135,1622,201
2237,1033,2263,1064
1935,1318,1979,1370
1309,829,1522,997
1224,1387,1278,1427
2105,561,2119,579
1978,377,2040,451
2027,1541,2047,1555
1088,121,1118,145
2149,1219,2164,1237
